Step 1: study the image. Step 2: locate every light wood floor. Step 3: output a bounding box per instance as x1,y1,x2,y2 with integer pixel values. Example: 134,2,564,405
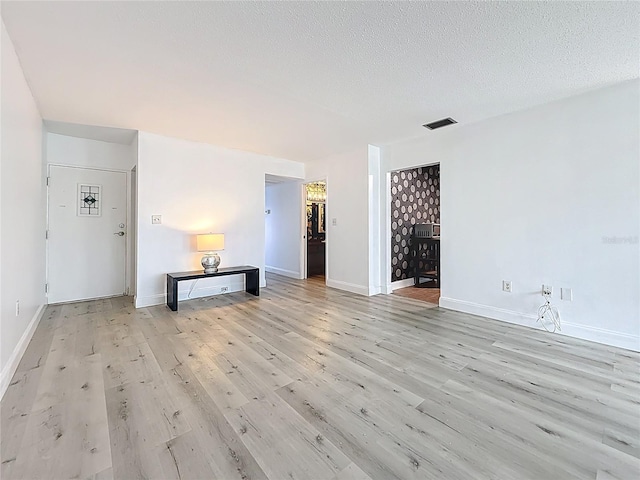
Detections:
2,274,639,480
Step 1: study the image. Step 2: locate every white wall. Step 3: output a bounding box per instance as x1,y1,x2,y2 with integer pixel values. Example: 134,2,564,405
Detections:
306,147,370,295
45,132,138,293
265,181,303,279
46,132,136,171
135,132,304,307
1,20,46,396
381,80,640,350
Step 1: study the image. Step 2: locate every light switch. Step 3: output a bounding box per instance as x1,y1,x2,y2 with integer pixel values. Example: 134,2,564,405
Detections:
151,215,162,224
332,218,337,226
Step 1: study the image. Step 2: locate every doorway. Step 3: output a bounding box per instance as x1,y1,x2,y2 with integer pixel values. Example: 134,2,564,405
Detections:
47,165,128,303
389,164,440,305
305,181,326,280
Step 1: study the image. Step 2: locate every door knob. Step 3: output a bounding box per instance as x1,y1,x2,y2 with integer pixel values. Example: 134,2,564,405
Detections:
114,231,125,236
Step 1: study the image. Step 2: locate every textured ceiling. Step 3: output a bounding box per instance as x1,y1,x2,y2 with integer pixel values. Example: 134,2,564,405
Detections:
2,1,638,162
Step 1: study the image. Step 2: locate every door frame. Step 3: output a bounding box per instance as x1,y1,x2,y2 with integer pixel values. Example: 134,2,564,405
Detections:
301,177,328,281
46,163,131,302
130,166,137,297
384,161,440,294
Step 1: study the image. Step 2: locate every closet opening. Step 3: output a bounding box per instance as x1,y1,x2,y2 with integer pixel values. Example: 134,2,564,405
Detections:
390,164,440,305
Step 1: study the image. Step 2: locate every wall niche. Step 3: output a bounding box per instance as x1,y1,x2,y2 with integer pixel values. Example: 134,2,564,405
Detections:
390,164,440,282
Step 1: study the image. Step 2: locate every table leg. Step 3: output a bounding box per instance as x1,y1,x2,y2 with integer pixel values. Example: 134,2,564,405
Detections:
436,242,440,288
167,275,179,311
245,269,259,296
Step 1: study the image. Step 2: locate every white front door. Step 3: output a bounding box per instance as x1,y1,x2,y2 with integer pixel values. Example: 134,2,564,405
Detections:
48,165,127,303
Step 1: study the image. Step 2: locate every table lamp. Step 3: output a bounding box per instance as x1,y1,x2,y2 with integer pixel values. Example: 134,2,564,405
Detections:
197,233,225,273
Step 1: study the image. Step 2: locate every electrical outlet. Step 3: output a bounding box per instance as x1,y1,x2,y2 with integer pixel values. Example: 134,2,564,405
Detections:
561,288,573,301
220,286,229,293
502,281,512,293
15,300,19,317
542,285,553,296
332,218,337,226
151,215,162,224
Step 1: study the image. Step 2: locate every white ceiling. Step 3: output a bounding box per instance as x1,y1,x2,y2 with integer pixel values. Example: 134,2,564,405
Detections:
2,1,638,163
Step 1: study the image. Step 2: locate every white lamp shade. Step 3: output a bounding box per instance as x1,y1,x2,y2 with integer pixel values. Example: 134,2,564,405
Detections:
197,233,225,252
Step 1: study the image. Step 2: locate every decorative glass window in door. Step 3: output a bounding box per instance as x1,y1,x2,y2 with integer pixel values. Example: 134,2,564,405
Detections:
78,184,101,216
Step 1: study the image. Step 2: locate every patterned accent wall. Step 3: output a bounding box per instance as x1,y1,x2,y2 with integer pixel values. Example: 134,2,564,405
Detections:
390,164,440,282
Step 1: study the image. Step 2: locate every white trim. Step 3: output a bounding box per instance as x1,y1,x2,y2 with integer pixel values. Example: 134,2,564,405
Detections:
300,183,308,280
383,161,441,299
302,176,329,283
0,304,46,401
130,165,137,297
560,321,640,352
382,171,392,295
265,266,302,279
135,293,166,308
48,293,128,306
390,278,416,291
439,297,536,325
368,285,382,296
326,278,369,296
439,297,639,352
381,277,416,294
367,145,382,297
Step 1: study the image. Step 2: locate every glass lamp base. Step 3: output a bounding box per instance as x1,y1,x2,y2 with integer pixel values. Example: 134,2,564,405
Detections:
201,252,221,273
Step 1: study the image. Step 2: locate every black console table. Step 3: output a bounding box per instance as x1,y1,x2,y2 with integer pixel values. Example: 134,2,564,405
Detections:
166,266,259,311
411,237,440,288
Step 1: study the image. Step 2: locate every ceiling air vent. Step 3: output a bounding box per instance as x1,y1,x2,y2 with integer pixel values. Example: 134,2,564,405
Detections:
423,117,457,130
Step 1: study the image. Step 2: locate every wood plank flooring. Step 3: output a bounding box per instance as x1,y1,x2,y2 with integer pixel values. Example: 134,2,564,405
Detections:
2,273,639,479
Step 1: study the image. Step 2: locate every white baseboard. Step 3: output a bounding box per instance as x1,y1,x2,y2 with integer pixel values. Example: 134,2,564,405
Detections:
265,266,302,279
368,285,382,296
1,304,46,401
390,278,416,291
380,278,415,294
326,278,369,296
560,321,640,352
439,297,640,352
439,297,537,326
381,285,393,294
135,293,166,308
